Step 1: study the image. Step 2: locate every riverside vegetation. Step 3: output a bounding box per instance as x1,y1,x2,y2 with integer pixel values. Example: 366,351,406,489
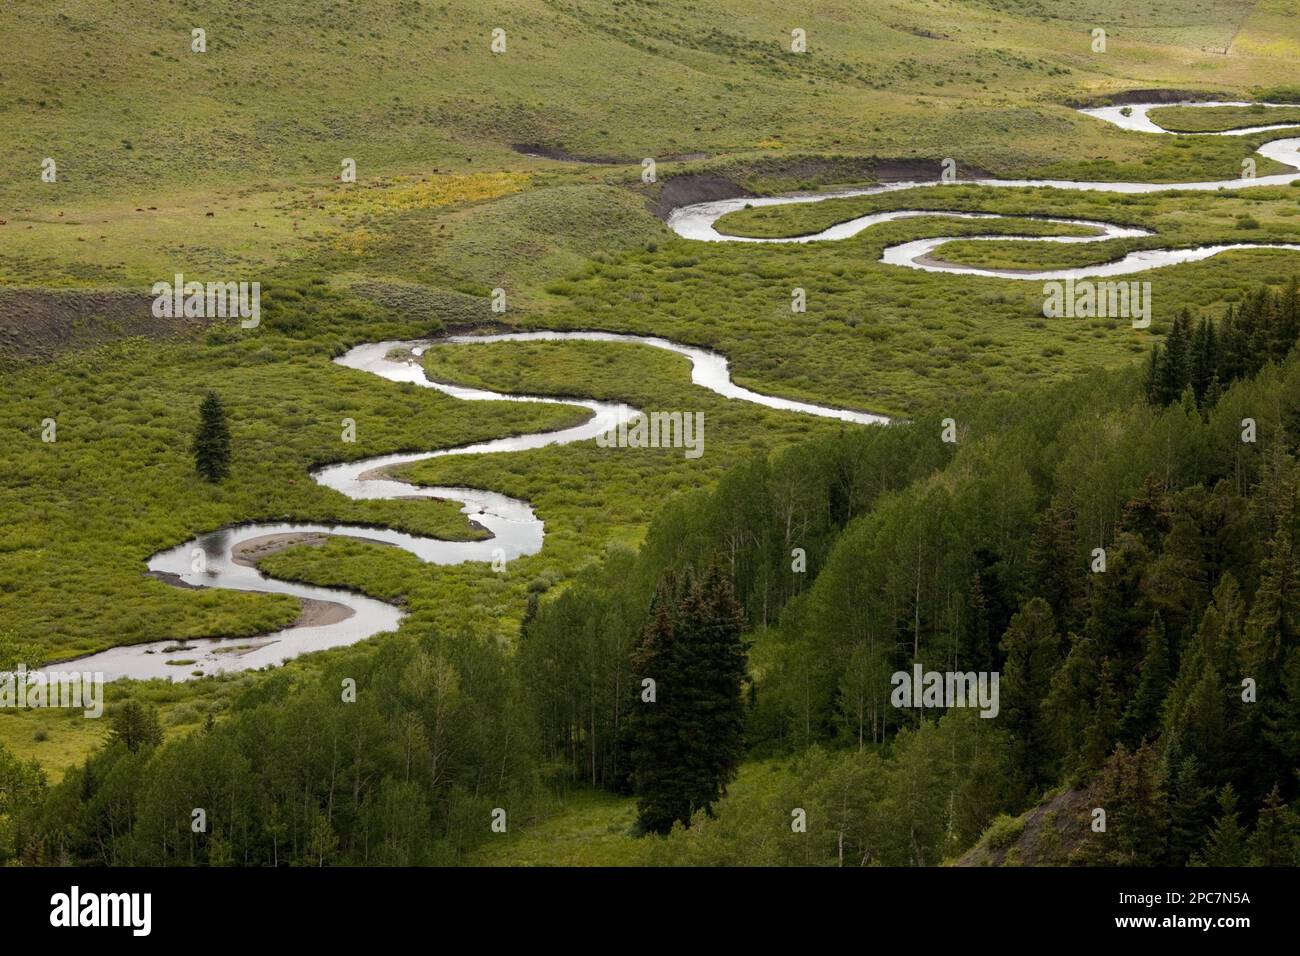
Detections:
6,275,1300,865
3,0,1300,866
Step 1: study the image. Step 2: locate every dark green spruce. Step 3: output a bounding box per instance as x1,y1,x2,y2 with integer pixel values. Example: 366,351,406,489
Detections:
192,390,232,482
628,565,749,834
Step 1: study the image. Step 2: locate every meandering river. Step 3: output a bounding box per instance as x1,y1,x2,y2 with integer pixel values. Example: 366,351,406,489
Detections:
50,102,1300,681
668,102,1300,276
53,332,883,680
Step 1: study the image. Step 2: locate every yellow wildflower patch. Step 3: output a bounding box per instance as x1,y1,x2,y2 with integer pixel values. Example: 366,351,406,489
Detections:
328,171,531,215
333,226,384,255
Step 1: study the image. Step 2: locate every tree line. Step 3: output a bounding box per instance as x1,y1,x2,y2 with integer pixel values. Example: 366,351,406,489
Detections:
1145,277,1299,408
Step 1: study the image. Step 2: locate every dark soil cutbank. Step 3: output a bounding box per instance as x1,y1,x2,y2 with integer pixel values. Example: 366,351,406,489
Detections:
512,143,631,165
0,287,208,361
1065,89,1230,108
648,174,753,219
872,158,993,181
647,157,994,220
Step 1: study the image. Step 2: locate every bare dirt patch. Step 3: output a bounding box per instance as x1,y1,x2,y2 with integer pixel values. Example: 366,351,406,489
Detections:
955,787,1090,866
0,287,210,361
513,143,631,164
648,174,752,220
873,158,992,181
232,531,388,568
292,597,354,628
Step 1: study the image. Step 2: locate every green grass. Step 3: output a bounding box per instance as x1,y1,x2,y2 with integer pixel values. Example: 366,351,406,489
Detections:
317,183,668,309
0,671,245,779
704,184,1300,319
524,199,1300,415
6,0,1300,288
4,0,1293,201
468,788,649,866
465,758,796,866
1149,104,1300,133
9,191,1299,665
0,282,591,662
715,183,1300,243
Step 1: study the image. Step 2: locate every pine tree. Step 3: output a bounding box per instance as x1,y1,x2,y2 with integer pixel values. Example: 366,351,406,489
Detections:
1244,515,1299,680
108,701,163,753
628,565,749,834
1248,784,1300,865
1081,658,1121,773
1083,742,1167,865
1154,310,1192,405
1195,785,1249,866
192,391,232,482
999,598,1060,788
1276,276,1299,357
1259,285,1285,362
1238,290,1264,376
1189,317,1216,407
1123,613,1170,743
1166,755,1213,866
1218,303,1242,384
699,563,749,787
1023,502,1083,628
1162,576,1249,793
1271,646,1300,778
1233,483,1300,794
1205,573,1249,680
967,548,1012,671
1204,373,1225,409
1143,344,1162,406
1042,633,1100,776
1165,663,1229,789
628,576,688,834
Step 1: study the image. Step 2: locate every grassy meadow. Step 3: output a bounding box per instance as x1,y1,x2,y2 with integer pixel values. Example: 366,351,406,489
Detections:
2,0,1300,862
1149,104,1300,133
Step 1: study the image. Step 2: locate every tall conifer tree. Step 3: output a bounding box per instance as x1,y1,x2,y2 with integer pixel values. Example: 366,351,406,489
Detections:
193,391,232,482
628,565,749,834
